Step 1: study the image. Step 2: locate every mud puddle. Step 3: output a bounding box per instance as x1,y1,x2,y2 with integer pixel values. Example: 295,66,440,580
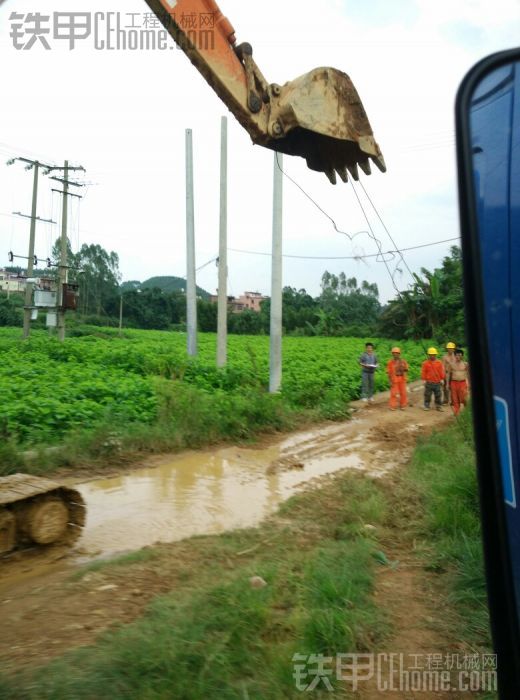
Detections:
74,396,428,562
74,420,371,561
0,419,374,590
0,387,443,592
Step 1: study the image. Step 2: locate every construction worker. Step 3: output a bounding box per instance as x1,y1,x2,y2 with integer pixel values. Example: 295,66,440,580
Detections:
449,348,470,415
442,342,458,404
387,347,409,410
421,347,445,411
359,342,379,403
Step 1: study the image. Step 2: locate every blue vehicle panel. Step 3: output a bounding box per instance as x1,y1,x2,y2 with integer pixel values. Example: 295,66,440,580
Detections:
470,63,520,602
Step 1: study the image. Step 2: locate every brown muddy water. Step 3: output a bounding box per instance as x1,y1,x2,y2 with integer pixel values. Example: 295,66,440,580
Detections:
74,419,375,561
0,390,434,590
1,416,381,589
72,391,430,563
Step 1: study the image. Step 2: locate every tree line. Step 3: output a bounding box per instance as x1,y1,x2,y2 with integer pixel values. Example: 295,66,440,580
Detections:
1,241,464,341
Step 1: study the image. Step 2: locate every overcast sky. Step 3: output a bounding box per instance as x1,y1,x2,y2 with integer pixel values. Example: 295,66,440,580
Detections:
1,0,519,302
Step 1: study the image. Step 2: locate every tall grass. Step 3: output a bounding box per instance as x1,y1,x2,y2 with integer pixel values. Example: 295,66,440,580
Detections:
405,410,491,646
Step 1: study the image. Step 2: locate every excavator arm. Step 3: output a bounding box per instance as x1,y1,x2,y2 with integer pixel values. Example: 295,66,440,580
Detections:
143,0,386,184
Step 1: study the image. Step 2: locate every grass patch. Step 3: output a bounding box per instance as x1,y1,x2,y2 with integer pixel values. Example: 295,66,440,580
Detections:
0,472,388,699
404,409,491,647
0,439,24,476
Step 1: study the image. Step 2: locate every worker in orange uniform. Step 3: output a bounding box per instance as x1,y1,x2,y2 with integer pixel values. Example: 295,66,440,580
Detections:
387,347,409,410
449,348,470,415
442,342,457,404
421,347,445,411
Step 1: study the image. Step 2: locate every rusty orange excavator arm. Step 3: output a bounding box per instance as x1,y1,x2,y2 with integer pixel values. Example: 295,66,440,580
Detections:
143,0,386,184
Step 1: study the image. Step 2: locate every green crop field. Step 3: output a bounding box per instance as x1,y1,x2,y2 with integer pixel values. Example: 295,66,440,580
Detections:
0,327,428,449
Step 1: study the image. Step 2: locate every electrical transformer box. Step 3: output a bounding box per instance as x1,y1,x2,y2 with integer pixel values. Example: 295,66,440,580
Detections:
34,290,57,308
62,283,79,311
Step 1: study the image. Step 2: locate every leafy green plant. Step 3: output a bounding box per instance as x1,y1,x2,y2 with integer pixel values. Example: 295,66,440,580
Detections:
0,328,428,450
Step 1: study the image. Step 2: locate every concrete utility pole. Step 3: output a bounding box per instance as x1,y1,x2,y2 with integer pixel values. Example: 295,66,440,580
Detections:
57,161,69,341
8,157,54,339
49,161,84,342
185,129,197,357
7,156,84,339
269,153,283,393
22,162,40,339
217,116,228,367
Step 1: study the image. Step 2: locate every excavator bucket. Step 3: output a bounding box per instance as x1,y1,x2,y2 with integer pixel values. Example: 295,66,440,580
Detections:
142,0,385,183
263,67,386,184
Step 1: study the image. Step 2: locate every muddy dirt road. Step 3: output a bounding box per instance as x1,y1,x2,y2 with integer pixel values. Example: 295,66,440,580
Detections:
1,383,453,674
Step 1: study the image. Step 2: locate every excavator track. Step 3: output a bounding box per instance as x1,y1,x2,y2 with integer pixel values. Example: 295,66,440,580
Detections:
0,474,86,555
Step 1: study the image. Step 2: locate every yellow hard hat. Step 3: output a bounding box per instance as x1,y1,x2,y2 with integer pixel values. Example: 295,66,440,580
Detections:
427,347,438,355
446,342,456,349
391,347,401,354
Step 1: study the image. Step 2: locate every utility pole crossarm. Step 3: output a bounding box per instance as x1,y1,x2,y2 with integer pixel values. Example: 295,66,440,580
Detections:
12,212,56,224
51,188,83,199
48,176,85,187
43,165,85,174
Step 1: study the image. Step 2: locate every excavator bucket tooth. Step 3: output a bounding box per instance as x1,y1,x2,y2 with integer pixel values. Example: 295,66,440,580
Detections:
370,154,387,173
347,163,360,181
358,159,371,176
262,67,384,178
337,166,349,183
325,170,337,185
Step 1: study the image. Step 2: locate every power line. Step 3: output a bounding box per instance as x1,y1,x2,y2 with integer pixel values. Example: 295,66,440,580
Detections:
347,178,428,341
228,237,459,261
274,153,368,243
348,179,401,294
235,153,458,348
196,255,219,272
274,154,412,280
357,178,415,280
273,153,448,301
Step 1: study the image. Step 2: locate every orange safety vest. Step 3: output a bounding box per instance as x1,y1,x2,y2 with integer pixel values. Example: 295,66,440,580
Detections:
387,358,409,381
421,359,445,383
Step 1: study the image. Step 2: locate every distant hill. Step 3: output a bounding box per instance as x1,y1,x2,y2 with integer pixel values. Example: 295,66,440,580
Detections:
121,276,211,300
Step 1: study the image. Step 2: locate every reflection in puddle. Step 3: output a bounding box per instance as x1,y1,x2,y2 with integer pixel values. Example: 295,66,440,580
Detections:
76,443,365,560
